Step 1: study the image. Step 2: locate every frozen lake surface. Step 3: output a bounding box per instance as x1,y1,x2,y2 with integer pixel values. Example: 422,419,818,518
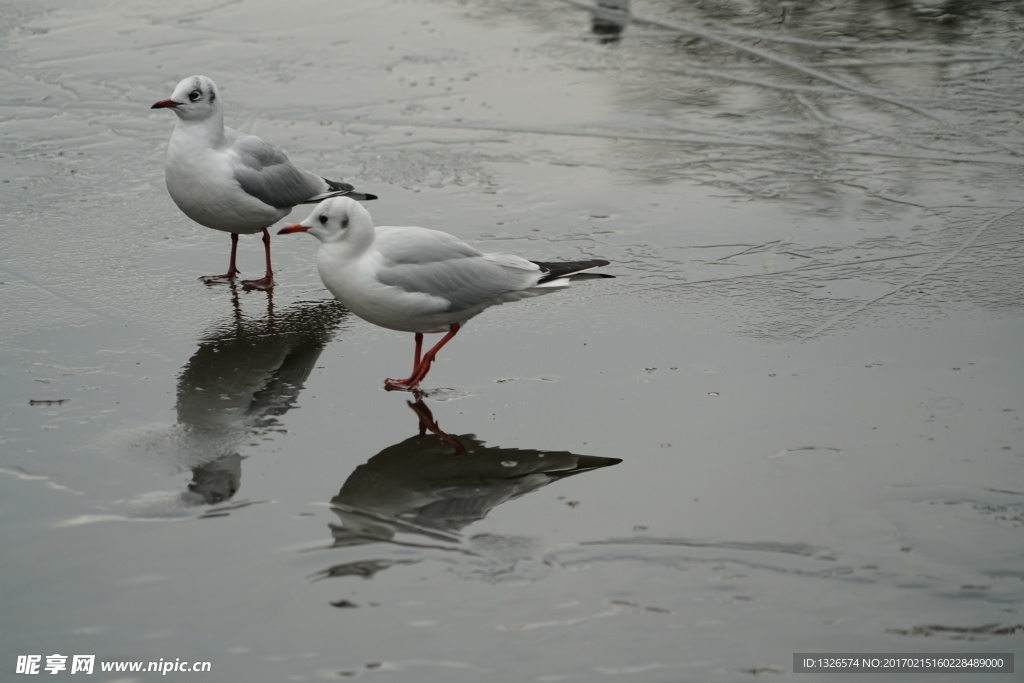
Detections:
2,0,1022,680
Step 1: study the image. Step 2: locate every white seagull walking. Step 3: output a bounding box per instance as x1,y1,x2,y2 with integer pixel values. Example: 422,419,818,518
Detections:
152,75,377,290
278,197,613,390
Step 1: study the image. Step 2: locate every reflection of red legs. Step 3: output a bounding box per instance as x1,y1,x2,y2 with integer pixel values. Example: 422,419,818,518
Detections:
241,229,274,290
385,323,461,390
200,232,241,284
407,399,466,454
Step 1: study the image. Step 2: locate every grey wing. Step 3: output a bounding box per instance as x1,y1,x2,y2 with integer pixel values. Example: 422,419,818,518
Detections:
374,228,542,311
228,130,327,209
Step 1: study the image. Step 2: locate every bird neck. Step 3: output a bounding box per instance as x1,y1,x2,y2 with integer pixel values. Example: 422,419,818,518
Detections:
319,225,376,264
175,109,225,148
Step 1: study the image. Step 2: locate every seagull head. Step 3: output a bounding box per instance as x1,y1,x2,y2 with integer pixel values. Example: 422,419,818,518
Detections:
278,197,373,243
151,75,221,122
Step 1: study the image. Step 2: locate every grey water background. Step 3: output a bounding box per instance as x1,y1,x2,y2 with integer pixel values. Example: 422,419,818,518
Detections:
2,0,1023,680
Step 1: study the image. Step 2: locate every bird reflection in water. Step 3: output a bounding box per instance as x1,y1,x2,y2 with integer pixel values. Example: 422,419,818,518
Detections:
313,400,621,580
174,289,345,507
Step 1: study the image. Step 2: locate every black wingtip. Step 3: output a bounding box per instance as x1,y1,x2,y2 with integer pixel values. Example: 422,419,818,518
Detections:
301,189,380,204
531,259,613,283
321,178,379,202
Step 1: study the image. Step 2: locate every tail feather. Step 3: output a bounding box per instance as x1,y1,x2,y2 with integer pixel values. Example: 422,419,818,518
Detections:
531,259,613,283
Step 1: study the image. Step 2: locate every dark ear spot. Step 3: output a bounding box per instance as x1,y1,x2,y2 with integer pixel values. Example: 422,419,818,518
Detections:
209,89,216,103
341,217,349,229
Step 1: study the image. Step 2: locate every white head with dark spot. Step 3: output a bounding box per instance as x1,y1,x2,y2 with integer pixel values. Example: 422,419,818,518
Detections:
277,197,375,246
151,75,221,123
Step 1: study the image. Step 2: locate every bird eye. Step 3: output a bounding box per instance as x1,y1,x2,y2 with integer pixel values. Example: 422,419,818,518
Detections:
318,215,328,225
188,90,201,102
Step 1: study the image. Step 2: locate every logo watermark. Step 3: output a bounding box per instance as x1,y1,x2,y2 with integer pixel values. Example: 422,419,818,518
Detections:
16,655,211,676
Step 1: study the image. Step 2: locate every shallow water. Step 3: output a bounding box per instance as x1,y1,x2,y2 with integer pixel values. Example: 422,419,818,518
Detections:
2,0,1022,680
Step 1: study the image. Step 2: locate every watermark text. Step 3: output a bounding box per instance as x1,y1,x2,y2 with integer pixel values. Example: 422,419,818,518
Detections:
16,655,212,675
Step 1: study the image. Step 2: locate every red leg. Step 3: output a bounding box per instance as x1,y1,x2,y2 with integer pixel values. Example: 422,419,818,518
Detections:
200,233,241,284
385,324,460,390
410,324,459,385
413,333,423,368
242,229,274,290
385,333,424,388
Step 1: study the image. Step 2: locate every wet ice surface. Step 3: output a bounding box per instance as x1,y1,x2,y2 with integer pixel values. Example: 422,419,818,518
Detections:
2,0,1023,679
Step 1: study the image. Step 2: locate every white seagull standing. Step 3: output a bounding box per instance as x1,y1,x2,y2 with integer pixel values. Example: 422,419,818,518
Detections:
152,75,377,290
278,197,613,390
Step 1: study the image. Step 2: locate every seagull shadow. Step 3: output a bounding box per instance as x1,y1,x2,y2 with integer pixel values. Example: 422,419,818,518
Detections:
105,290,347,519
174,290,347,507
311,400,622,580
101,292,346,518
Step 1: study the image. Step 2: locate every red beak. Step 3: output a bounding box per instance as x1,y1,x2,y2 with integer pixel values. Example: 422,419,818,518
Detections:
151,99,179,109
277,223,309,235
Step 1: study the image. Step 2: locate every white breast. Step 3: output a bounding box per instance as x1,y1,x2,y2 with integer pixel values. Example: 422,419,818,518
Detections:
165,130,286,234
